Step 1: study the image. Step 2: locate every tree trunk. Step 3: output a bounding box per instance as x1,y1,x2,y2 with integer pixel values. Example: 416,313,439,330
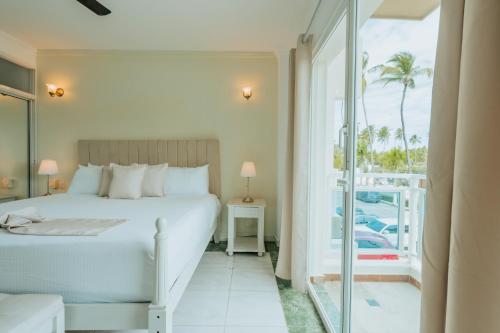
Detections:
400,84,412,173
361,92,374,169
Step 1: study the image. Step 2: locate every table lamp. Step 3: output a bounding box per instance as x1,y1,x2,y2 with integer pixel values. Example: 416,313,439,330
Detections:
240,161,256,203
38,159,58,196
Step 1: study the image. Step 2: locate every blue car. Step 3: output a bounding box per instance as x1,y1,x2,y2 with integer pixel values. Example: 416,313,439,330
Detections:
356,191,381,203
355,214,379,224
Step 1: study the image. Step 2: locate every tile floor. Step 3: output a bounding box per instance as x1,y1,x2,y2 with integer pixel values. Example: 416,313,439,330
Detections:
173,252,288,332
77,242,327,333
314,280,420,333
209,241,327,333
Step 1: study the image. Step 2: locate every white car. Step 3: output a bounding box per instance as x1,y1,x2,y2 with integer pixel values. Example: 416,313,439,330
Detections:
356,218,399,247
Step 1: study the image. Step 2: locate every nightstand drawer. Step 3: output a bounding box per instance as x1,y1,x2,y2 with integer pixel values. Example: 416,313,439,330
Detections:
233,206,260,218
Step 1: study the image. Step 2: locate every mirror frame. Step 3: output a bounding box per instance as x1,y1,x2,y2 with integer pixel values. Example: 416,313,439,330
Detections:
0,83,36,198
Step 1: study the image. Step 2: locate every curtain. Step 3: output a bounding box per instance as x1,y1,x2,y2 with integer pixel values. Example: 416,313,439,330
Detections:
275,35,312,292
421,1,500,332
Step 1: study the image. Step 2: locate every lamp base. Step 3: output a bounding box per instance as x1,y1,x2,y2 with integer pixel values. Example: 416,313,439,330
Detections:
242,196,254,203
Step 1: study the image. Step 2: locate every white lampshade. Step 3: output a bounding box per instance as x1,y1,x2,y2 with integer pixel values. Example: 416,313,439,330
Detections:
38,159,59,176
240,161,256,178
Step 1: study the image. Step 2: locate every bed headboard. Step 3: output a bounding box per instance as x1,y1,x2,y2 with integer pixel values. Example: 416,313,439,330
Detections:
78,139,221,197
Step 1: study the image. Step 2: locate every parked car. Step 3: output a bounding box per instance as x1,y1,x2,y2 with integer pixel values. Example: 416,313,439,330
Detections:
355,214,379,224
335,206,365,216
354,231,394,249
357,218,398,247
356,191,382,203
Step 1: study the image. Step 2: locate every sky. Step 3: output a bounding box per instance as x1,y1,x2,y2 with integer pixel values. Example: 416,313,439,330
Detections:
359,9,440,150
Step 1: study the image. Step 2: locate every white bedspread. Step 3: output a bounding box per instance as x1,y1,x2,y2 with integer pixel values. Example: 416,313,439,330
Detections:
0,193,220,303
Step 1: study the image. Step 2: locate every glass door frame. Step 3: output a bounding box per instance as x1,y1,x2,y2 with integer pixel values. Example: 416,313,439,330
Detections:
0,83,37,197
307,0,360,332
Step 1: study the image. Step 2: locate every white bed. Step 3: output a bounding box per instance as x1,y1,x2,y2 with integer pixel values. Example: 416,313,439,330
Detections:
0,193,220,303
0,139,222,332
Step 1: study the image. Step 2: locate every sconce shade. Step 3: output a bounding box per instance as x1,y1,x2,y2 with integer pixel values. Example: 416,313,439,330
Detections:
242,87,252,100
46,84,64,97
38,160,59,175
240,161,256,178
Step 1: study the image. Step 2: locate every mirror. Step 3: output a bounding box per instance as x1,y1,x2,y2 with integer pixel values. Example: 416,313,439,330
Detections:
0,94,29,201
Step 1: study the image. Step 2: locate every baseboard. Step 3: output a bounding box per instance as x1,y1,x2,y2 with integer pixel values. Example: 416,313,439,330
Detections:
311,274,421,289
216,235,277,243
409,275,421,289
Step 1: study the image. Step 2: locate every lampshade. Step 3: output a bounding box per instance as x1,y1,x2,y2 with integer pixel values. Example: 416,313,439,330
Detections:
240,161,256,178
38,159,59,176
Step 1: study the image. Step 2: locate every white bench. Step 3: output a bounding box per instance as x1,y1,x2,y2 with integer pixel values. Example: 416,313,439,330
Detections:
0,293,64,333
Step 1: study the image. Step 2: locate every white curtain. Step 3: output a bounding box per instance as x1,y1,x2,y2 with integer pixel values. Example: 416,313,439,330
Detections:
276,35,312,292
421,0,500,332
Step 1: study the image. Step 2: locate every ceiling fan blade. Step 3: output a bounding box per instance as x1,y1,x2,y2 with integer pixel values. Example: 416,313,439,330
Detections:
76,0,111,16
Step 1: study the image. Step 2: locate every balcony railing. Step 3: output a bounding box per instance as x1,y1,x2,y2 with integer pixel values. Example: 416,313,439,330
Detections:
329,171,426,261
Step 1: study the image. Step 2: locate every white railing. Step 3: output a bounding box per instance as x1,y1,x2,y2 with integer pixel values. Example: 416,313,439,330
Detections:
330,171,426,259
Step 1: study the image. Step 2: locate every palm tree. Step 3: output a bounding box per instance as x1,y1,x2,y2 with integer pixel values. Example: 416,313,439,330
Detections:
358,128,371,169
395,128,403,147
377,126,390,151
374,52,432,173
361,52,375,168
409,134,422,163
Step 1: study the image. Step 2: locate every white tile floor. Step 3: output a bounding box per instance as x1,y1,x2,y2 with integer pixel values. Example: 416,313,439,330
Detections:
174,252,288,332
88,252,288,333
318,280,420,333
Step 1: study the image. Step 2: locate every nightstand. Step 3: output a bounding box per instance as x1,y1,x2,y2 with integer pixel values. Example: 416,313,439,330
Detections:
226,198,266,256
0,196,16,204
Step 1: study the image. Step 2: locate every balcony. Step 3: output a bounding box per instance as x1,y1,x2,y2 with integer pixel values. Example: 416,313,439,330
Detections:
309,172,425,333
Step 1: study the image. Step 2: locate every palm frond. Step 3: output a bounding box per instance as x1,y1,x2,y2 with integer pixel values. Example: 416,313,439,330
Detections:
412,67,433,78
368,64,384,73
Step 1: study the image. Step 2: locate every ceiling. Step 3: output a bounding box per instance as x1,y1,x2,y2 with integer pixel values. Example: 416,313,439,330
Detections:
0,0,316,51
373,0,440,20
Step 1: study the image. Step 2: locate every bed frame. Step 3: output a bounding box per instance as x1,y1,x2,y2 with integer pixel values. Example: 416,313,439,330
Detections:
64,139,222,333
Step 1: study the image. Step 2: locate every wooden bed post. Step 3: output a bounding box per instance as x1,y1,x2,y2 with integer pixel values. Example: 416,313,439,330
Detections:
148,218,172,333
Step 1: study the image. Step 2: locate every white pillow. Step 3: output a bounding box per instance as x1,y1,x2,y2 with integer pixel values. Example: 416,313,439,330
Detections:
108,165,146,199
134,163,169,197
67,165,103,194
164,165,209,195
98,166,113,197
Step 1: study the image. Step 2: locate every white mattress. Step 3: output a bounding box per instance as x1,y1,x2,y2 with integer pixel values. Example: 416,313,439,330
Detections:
0,193,220,303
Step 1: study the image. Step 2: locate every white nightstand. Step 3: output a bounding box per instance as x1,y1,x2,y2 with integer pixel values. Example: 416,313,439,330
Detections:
226,198,266,256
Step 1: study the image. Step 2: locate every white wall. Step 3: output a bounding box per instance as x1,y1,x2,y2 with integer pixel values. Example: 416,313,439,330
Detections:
36,50,278,240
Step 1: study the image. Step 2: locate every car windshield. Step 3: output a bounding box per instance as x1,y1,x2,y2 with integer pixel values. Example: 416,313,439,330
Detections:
367,220,386,233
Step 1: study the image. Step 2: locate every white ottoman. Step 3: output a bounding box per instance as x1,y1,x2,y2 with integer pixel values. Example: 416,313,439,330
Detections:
0,293,64,333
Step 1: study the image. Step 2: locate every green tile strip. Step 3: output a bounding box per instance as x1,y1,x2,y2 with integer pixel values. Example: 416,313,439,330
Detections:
311,283,341,332
206,241,327,333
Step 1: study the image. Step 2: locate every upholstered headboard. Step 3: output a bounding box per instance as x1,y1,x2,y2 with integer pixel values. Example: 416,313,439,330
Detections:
78,139,221,197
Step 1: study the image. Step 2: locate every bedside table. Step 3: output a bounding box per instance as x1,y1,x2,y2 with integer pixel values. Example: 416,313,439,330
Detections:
0,195,16,204
227,198,266,256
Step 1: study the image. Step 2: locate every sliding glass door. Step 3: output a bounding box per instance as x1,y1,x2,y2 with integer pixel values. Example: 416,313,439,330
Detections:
308,12,351,332
308,0,439,332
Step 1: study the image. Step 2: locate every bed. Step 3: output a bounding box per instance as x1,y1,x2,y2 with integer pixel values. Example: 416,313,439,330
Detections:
0,139,222,333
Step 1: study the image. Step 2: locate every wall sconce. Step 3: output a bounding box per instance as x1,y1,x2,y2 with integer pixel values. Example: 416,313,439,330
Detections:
242,87,252,100
46,84,64,97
